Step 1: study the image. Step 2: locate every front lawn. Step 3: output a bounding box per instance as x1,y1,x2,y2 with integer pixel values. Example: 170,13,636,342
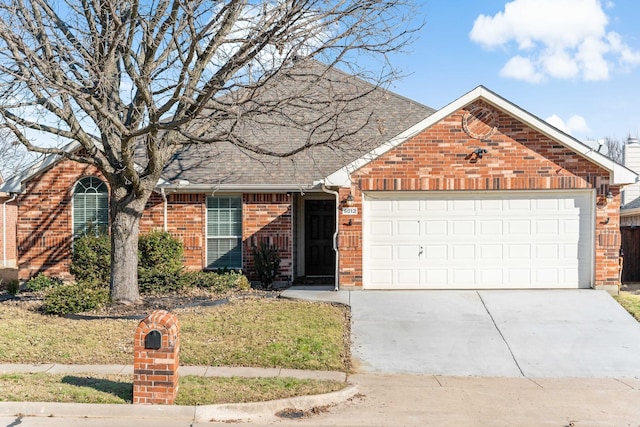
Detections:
0,298,350,372
614,292,640,321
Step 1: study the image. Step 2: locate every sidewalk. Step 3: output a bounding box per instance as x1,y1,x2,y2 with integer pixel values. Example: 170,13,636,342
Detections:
0,364,354,424
2,368,640,426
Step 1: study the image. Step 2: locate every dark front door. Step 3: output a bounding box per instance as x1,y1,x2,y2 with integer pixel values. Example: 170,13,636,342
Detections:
622,227,640,283
305,199,336,276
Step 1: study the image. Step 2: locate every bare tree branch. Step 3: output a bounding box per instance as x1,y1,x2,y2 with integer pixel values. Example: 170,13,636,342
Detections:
0,0,420,303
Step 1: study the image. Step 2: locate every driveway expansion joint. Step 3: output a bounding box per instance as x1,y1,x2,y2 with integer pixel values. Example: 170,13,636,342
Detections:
476,291,525,377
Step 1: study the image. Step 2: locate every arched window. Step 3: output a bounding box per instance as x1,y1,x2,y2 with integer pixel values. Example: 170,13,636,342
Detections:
73,176,108,237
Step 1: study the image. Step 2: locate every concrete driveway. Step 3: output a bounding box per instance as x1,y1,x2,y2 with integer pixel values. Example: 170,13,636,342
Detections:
348,290,640,377
282,287,640,377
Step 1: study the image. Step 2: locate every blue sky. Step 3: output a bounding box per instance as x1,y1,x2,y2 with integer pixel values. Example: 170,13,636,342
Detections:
386,0,640,142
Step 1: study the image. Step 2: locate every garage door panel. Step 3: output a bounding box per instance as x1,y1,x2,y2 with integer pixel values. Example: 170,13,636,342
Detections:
453,221,475,235
397,220,420,235
364,191,593,289
506,244,531,259
425,220,448,235
424,269,448,284
397,245,419,260
479,244,503,259
479,220,503,235
479,269,504,285
370,245,393,261
535,244,559,259
507,219,531,234
452,245,475,260
425,245,447,259
535,219,559,234
370,220,393,236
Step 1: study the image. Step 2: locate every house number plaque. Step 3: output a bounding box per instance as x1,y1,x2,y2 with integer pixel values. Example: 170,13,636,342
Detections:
342,207,358,215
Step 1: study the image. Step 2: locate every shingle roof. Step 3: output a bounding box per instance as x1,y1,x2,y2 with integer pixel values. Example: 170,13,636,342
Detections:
159,60,435,189
622,196,640,211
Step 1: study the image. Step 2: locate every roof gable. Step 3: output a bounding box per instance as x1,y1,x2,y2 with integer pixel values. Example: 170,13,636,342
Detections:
323,86,637,187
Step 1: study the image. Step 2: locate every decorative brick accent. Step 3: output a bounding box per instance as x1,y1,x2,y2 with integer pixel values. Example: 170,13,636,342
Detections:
338,101,621,289
133,310,180,405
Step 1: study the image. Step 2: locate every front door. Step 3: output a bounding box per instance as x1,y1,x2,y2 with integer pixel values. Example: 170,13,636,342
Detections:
305,200,336,276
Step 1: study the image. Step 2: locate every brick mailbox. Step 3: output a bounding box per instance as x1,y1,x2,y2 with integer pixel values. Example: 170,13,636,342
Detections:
133,310,180,404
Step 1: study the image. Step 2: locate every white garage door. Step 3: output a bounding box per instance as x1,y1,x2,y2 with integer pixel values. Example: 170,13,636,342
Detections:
363,191,594,289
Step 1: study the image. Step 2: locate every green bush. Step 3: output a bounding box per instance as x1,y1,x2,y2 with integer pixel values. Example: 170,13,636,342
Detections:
138,230,183,272
70,231,111,285
41,282,110,315
180,270,250,292
252,242,281,290
24,273,63,292
5,279,20,296
138,231,184,294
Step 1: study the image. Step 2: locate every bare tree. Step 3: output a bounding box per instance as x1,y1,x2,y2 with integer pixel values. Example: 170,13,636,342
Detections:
0,135,38,178
0,0,418,303
603,137,624,164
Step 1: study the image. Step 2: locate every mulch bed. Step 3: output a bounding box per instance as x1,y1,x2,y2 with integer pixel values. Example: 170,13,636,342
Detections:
0,287,281,319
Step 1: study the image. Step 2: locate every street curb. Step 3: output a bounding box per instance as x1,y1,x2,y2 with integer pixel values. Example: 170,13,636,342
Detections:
0,384,359,423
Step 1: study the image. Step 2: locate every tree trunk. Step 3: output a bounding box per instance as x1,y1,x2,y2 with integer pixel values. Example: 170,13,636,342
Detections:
110,188,149,304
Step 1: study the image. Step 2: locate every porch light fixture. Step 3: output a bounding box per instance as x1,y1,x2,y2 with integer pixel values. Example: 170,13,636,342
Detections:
596,191,614,209
345,193,355,207
606,191,614,202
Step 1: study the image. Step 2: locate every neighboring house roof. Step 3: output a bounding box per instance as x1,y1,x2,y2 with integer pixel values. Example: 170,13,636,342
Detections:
621,196,640,216
0,60,435,194
324,86,638,187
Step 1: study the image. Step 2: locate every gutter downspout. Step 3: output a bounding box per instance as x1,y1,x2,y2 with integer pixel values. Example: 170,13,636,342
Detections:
160,188,168,232
321,184,340,291
3,193,17,267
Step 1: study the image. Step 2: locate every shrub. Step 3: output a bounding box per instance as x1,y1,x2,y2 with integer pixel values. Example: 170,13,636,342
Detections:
138,231,184,294
70,231,111,285
180,270,250,292
24,273,63,292
5,279,20,296
138,230,183,272
252,242,281,290
41,282,110,315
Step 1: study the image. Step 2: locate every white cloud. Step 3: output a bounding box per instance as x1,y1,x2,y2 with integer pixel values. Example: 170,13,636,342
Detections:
546,114,591,135
499,56,543,83
470,0,640,82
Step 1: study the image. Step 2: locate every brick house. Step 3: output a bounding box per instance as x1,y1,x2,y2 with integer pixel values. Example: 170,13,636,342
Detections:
1,65,635,292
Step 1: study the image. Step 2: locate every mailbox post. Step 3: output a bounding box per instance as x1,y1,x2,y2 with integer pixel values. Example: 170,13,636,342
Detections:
133,310,180,404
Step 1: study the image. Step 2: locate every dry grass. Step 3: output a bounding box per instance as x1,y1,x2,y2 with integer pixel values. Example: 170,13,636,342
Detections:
0,298,349,372
614,292,640,321
179,299,348,371
0,373,345,405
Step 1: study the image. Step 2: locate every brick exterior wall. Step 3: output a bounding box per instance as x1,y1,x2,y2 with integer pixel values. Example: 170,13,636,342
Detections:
15,161,104,281
338,102,621,289
14,157,293,282
0,194,17,267
242,193,293,283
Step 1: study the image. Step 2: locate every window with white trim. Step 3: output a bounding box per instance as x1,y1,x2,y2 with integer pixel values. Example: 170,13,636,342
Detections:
206,196,242,269
73,176,109,237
